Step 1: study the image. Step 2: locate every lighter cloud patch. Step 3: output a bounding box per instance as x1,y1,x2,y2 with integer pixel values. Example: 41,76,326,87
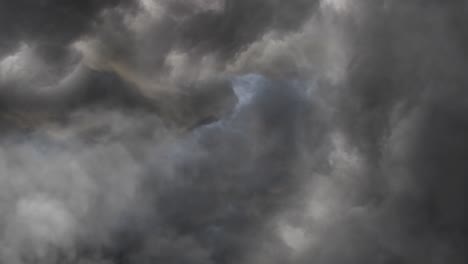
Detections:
328,132,364,177
321,0,350,13
140,0,165,18
278,223,311,254
228,17,349,85
193,0,225,12
231,74,265,107
162,0,225,14
0,43,37,83
73,39,108,70
15,194,75,245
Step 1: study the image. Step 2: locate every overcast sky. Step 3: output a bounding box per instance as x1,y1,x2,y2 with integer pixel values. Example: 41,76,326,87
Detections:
0,1,468,263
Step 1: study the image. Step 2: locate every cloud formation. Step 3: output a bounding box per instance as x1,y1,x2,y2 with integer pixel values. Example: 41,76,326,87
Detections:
0,0,468,263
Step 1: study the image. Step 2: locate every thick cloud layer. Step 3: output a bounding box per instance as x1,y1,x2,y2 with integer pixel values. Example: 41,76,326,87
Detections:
1,0,468,263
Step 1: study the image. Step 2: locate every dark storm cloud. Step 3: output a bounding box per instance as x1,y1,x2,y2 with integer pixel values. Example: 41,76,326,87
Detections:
0,0,319,128
177,0,318,56
315,1,468,263
0,1,325,263
1,0,468,264
0,0,124,54
0,0,139,121
94,78,324,264
77,0,319,83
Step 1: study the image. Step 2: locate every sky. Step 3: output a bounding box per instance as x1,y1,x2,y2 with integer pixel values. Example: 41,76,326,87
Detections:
0,0,468,263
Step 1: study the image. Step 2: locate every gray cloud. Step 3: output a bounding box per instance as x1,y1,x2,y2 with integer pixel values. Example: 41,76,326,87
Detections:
1,0,468,263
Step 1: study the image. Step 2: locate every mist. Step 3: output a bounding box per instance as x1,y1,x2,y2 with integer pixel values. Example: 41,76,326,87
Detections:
1,0,468,263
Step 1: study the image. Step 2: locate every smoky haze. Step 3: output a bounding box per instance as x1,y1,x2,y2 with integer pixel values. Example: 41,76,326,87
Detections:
0,0,467,263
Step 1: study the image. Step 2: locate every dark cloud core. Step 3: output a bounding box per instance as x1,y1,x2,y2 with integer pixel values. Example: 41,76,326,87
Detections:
0,0,468,263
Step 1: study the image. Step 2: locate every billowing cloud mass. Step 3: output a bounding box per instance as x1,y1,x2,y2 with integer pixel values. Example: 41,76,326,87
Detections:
1,0,468,263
